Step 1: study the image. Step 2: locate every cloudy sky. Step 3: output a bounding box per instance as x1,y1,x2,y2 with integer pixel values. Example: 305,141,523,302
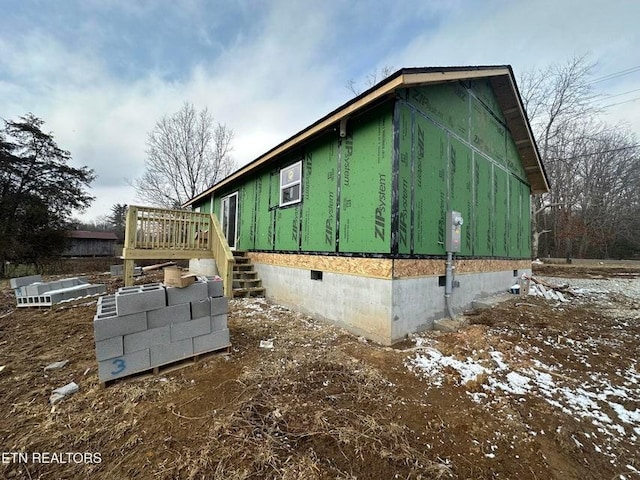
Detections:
1,0,638,222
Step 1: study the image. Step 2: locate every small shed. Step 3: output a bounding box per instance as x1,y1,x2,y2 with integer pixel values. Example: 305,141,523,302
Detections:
63,231,118,257
185,65,549,344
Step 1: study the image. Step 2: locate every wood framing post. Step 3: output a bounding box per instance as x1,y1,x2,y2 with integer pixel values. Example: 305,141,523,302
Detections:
209,213,235,298
123,259,135,287
123,206,138,287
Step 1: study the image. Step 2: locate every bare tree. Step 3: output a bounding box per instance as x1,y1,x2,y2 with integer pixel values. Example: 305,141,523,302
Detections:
519,55,640,259
346,65,395,96
519,55,597,258
134,102,235,208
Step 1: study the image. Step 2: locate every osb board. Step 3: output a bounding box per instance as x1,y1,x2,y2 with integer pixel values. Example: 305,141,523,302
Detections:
247,253,393,279
393,259,531,278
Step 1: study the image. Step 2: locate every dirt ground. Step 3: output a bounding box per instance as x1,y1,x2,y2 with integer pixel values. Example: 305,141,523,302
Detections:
0,263,638,479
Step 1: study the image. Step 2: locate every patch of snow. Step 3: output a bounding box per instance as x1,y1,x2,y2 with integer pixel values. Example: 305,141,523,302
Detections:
609,402,640,424
406,348,489,386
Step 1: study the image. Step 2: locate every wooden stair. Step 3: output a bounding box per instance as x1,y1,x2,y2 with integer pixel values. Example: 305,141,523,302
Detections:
232,251,265,298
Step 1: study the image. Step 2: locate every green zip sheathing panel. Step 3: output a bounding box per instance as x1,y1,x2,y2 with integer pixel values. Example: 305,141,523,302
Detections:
339,104,393,254
253,171,274,250
301,137,338,252
449,137,474,255
213,197,221,223
509,175,522,255
507,135,527,180
520,179,532,254
397,103,412,254
408,83,468,139
413,114,448,255
399,80,532,259
474,153,494,256
471,96,507,166
275,202,301,251
469,79,506,122
494,166,509,257
197,198,212,214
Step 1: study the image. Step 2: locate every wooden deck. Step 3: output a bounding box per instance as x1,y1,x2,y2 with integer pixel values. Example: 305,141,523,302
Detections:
122,206,234,297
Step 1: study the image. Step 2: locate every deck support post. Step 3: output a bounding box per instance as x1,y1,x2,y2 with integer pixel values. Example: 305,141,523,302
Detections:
123,259,135,287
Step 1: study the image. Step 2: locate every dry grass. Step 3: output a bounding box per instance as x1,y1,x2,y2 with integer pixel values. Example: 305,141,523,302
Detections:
169,349,453,479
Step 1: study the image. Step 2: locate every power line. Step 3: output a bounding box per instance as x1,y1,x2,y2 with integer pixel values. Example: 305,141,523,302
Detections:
589,65,640,85
601,96,640,108
551,144,639,161
598,87,640,101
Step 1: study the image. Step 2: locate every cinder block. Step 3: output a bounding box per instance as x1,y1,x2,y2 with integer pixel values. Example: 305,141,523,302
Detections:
25,283,51,296
87,284,107,296
93,312,147,341
147,303,191,329
55,285,105,302
193,328,230,355
110,265,124,276
95,304,116,318
98,295,116,306
98,349,151,382
170,316,211,342
95,336,124,361
211,313,228,332
150,338,194,367
46,292,64,304
10,275,42,289
190,298,211,319
47,280,65,291
62,278,80,288
123,326,170,353
166,281,208,306
119,285,140,293
116,284,166,315
206,278,224,298
210,296,229,316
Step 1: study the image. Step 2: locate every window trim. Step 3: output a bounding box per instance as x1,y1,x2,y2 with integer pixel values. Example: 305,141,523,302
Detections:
279,160,302,207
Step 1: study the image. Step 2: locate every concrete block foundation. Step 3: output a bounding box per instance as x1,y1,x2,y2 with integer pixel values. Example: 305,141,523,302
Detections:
252,259,530,345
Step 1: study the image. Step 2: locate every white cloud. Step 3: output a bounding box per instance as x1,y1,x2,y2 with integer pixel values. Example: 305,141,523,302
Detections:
1,0,638,223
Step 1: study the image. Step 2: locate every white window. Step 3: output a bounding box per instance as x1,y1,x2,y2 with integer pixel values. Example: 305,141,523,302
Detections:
279,160,302,206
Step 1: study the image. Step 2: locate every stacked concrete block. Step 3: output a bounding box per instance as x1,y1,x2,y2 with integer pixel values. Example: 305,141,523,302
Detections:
95,276,230,383
110,264,142,277
10,275,43,289
205,276,225,298
12,275,106,307
116,283,166,315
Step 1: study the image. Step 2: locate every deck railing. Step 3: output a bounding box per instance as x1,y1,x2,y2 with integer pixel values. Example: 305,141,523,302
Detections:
122,205,234,298
209,213,235,298
125,206,212,252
